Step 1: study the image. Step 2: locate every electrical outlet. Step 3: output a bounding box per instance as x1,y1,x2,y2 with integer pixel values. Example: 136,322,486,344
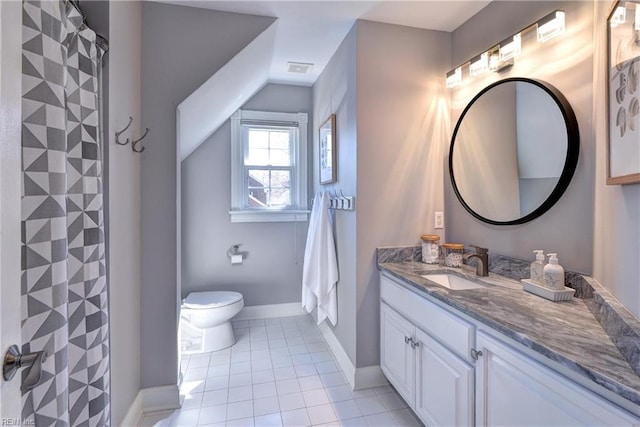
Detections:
435,212,444,229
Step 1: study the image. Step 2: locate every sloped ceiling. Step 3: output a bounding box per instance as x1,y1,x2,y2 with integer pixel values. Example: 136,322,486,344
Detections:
166,1,493,160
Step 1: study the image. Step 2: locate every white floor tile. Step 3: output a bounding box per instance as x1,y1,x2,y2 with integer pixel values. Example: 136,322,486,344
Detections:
364,412,398,426
389,408,422,427
230,362,252,375
228,385,253,403
354,396,386,416
324,385,353,403
202,389,228,407
253,381,278,399
253,396,280,416
198,404,227,425
170,408,200,426
226,400,254,421
253,413,283,427
273,366,297,381
252,369,275,384
278,392,306,412
314,361,338,374
225,417,254,427
302,388,330,407
229,373,253,388
205,375,229,391
281,408,311,427
276,378,300,395
307,403,338,425
156,315,423,427
298,375,323,392
331,400,363,421
320,372,346,387
294,364,317,378
377,392,407,411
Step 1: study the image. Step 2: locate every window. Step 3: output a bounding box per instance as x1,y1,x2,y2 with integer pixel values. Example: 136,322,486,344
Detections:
230,109,308,222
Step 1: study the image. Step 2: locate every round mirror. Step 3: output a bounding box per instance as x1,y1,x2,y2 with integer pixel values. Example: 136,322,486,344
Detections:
449,78,579,225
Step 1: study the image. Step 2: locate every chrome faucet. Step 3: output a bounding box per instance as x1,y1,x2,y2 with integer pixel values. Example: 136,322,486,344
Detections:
463,246,489,277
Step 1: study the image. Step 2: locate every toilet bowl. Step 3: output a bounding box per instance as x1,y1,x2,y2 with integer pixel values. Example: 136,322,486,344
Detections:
181,291,244,352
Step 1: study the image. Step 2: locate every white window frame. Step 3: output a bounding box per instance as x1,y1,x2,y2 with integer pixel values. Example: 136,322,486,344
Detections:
230,109,309,223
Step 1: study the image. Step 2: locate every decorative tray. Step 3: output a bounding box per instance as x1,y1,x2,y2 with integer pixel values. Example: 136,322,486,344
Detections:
521,278,576,302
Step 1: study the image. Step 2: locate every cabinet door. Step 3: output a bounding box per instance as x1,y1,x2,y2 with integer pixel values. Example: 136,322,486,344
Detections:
476,331,639,426
415,328,474,427
380,302,416,406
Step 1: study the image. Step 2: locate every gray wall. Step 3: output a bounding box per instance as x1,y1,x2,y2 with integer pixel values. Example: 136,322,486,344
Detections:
140,2,274,388
355,21,451,368
447,1,595,274
592,1,640,318
312,21,451,369
181,83,311,305
107,2,142,424
312,25,359,365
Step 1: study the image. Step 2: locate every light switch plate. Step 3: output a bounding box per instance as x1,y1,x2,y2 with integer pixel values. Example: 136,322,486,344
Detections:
435,212,444,229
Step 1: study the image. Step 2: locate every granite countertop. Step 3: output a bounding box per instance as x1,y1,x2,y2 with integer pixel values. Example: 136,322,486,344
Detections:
377,259,640,411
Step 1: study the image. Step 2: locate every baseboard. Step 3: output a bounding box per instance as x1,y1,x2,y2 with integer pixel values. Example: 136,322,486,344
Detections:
319,322,388,390
121,385,180,426
319,321,356,388
235,302,307,320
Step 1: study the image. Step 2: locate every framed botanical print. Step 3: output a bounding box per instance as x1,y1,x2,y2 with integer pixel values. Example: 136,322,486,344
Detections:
607,0,640,184
319,114,337,184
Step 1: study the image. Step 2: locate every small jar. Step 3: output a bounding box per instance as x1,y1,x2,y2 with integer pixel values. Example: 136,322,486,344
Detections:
443,243,464,268
421,235,440,264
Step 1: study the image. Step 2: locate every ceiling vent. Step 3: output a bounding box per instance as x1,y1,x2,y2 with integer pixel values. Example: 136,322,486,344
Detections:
287,62,314,74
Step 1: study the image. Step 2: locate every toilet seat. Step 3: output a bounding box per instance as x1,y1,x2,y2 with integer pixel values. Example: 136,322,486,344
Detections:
183,291,243,309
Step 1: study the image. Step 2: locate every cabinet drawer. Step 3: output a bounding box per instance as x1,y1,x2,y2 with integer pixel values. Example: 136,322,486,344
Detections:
381,274,475,361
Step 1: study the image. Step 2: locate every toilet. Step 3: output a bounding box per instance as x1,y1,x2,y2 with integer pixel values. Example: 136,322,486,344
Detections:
181,291,244,352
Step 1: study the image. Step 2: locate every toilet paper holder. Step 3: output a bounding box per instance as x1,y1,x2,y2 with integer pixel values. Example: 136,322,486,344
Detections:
227,244,245,264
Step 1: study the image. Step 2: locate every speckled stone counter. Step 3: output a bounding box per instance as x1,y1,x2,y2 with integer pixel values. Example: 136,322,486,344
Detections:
377,247,640,412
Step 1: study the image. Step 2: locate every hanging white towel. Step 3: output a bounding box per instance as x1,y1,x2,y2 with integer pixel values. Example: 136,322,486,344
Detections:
302,192,339,325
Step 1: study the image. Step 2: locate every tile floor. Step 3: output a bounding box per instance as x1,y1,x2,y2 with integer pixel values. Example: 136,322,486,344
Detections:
139,315,423,427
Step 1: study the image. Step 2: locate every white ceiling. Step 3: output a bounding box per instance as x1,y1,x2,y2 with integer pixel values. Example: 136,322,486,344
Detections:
157,0,492,85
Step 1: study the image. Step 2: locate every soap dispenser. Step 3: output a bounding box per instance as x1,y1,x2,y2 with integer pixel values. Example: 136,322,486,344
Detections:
543,253,565,290
530,250,545,285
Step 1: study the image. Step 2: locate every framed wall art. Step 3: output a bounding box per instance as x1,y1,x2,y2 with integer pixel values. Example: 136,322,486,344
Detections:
607,0,640,184
319,114,337,184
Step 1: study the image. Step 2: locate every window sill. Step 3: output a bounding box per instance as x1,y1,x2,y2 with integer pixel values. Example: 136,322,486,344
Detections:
229,209,310,223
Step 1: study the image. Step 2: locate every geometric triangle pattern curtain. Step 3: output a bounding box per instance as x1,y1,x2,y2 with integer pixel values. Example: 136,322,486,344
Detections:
21,0,110,425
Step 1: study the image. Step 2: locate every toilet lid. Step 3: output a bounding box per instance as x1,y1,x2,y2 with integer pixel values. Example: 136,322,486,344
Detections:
183,291,243,309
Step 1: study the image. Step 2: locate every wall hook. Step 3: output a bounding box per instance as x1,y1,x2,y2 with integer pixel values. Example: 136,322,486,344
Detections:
115,116,133,146
131,128,149,153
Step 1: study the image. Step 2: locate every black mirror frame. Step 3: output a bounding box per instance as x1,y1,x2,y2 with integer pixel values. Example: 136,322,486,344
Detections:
449,77,580,226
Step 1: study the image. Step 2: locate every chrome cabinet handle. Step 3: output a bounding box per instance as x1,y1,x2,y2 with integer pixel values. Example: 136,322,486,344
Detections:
471,348,483,361
3,344,47,391
410,339,420,349
404,336,411,344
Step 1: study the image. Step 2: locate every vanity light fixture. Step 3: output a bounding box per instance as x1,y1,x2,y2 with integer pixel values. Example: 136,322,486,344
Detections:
499,33,522,61
610,5,626,27
469,52,490,76
445,9,566,89
446,67,462,88
537,10,566,42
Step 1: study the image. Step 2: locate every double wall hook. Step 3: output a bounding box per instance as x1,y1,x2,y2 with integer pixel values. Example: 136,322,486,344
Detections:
115,116,133,146
114,116,150,153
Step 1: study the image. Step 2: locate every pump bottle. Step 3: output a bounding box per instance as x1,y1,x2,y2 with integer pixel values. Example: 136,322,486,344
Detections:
530,250,545,285
543,253,565,290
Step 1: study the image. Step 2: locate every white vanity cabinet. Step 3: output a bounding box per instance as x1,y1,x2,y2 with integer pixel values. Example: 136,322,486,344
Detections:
380,275,475,426
476,331,639,426
380,272,640,427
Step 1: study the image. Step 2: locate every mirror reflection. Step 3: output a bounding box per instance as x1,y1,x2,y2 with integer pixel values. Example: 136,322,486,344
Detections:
450,78,578,225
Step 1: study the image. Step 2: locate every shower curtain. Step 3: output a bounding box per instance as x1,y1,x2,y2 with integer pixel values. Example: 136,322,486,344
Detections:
21,0,110,425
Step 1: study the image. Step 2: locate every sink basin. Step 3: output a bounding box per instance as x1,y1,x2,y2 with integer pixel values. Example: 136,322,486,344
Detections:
421,274,486,290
